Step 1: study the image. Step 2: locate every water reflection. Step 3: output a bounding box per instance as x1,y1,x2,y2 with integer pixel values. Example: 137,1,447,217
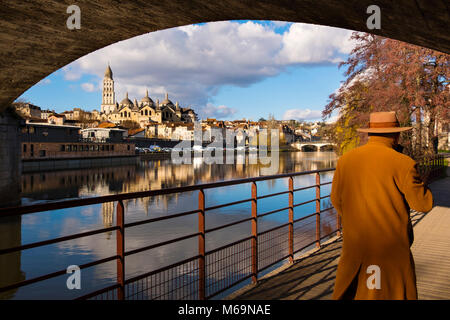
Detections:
1,152,336,299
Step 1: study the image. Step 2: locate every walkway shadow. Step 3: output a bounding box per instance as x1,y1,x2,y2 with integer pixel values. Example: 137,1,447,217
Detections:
411,171,449,228
411,210,427,228
235,238,342,300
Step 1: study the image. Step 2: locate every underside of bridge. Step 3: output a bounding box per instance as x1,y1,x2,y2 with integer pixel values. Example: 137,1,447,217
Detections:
0,0,449,111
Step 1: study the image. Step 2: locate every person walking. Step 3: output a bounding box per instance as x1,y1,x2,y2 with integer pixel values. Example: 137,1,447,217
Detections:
331,111,433,299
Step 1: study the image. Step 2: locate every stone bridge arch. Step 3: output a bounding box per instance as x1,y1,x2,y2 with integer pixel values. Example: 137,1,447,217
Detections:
301,144,319,152
0,0,449,111
319,144,336,152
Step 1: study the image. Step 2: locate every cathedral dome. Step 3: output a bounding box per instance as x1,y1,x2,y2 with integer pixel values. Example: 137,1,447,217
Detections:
120,92,133,106
140,89,154,105
161,92,174,106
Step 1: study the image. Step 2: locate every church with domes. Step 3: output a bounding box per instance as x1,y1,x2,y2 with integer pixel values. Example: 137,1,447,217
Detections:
99,65,197,127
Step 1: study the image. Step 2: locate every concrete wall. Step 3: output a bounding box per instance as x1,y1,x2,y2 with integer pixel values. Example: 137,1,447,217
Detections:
22,155,138,173
0,110,21,207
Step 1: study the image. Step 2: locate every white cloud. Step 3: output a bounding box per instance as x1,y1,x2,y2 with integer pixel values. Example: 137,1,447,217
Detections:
283,108,322,121
81,82,97,92
197,103,237,119
62,21,355,114
276,24,355,64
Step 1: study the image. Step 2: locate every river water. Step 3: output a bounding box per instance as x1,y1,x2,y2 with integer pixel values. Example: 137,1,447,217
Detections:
0,151,337,299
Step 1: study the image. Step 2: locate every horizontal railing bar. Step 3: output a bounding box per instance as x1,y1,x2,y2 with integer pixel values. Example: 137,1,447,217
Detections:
258,222,290,236
258,206,290,218
257,190,290,200
293,212,316,224
320,195,331,200
206,236,253,256
76,283,121,300
125,232,200,257
0,254,118,293
321,181,332,186
0,225,119,256
293,198,316,208
124,209,199,228
293,185,316,192
205,217,253,234
0,168,335,217
205,198,252,212
124,255,201,285
205,274,253,300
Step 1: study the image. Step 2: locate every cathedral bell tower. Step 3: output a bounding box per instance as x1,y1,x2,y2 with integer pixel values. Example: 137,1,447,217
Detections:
101,64,116,115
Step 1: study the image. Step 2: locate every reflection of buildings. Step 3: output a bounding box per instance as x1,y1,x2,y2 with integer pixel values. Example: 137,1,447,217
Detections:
102,202,114,239
102,202,114,227
0,216,26,299
20,152,337,213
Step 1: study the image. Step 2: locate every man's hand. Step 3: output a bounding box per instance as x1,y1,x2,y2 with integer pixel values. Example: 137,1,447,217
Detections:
414,164,430,187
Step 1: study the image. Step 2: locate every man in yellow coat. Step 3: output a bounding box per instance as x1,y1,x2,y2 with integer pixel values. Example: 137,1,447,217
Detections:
331,111,433,300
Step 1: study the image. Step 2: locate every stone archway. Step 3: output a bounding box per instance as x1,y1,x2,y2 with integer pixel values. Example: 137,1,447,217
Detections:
0,0,449,111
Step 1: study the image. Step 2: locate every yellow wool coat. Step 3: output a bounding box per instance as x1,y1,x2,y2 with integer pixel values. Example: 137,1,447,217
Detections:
331,136,433,300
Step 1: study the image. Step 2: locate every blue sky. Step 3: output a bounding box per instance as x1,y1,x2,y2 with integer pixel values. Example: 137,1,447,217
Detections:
18,20,355,122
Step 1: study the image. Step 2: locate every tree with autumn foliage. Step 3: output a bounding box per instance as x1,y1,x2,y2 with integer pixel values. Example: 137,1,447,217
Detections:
323,32,449,157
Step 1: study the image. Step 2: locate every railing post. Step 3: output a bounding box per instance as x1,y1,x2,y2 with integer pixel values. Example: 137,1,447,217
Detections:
251,182,258,283
116,200,125,300
198,189,206,300
315,172,321,248
288,177,294,263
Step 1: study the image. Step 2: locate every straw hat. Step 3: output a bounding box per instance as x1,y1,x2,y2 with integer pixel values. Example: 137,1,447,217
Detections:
357,111,412,133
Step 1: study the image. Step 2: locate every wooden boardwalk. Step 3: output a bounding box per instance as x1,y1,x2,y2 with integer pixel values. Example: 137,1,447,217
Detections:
229,171,450,300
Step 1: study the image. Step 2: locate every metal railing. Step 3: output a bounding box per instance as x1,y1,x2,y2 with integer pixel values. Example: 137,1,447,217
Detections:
0,153,446,300
416,153,447,182
0,168,340,300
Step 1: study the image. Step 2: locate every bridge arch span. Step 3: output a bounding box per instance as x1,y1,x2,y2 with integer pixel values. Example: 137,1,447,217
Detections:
301,145,319,152
319,144,336,152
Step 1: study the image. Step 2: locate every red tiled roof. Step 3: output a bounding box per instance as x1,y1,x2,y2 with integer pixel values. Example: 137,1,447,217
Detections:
128,128,145,136
98,122,116,128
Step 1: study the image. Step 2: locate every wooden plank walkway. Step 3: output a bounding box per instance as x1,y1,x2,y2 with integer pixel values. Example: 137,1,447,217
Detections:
228,170,450,300
410,173,450,300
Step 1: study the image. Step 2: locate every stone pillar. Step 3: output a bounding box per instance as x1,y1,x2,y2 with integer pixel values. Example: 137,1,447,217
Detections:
0,108,24,299
0,108,22,208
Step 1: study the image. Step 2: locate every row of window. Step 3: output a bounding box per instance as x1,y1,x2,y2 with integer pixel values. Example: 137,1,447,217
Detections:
23,144,46,157
22,144,132,158
60,144,116,152
119,110,172,118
